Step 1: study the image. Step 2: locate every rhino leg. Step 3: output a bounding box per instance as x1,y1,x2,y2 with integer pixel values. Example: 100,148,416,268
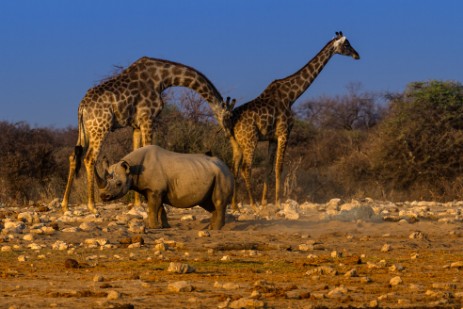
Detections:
209,201,225,230
146,191,163,229
158,205,170,228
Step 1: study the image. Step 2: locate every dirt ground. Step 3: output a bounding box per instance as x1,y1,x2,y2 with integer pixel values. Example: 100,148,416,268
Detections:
1,200,463,309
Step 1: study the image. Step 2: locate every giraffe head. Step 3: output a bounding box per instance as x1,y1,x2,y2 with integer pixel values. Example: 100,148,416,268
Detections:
332,31,360,60
214,96,236,137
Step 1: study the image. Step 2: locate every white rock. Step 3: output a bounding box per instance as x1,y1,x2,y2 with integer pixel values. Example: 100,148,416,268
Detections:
1,246,12,252
381,244,392,252
17,212,34,224
167,262,195,274
327,286,348,298
222,282,240,290
228,298,265,309
28,243,42,250
127,207,148,219
52,240,69,251
61,227,80,233
23,234,34,241
167,281,193,292
106,290,121,300
93,275,104,282
41,226,56,235
390,276,403,286
79,222,98,231
128,218,145,234
181,214,196,221
197,231,210,237
18,255,27,262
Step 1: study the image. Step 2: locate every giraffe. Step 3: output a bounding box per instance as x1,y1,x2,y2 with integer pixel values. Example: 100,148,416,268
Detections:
229,32,360,210
61,57,234,213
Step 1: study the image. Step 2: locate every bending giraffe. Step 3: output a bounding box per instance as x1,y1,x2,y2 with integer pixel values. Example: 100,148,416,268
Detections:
61,57,234,213
229,32,360,210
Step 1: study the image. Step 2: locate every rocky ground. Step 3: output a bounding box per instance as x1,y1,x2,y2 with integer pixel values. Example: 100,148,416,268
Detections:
1,198,463,308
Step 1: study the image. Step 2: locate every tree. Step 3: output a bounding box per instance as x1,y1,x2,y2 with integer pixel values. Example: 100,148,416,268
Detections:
369,80,463,199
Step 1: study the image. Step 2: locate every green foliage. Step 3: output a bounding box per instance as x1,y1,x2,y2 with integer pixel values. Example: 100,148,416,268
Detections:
2,80,463,205
369,81,463,198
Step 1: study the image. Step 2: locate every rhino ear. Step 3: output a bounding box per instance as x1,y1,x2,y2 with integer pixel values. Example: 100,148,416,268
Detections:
121,161,130,174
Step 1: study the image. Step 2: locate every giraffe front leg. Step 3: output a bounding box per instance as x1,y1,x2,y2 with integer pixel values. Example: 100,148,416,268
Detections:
230,139,243,211
132,129,142,207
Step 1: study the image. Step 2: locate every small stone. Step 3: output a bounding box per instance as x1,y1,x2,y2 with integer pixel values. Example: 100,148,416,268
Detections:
450,261,463,269
167,281,193,292
106,290,121,300
221,255,231,261
154,243,168,252
389,276,403,286
285,289,311,299
131,236,144,245
180,214,196,222
51,240,69,251
28,243,42,250
64,259,79,269
78,222,94,231
61,227,80,233
1,246,12,252
389,264,404,272
23,234,34,241
197,230,210,237
222,282,240,290
381,244,392,252
344,268,358,277
128,218,145,234
409,231,426,240
93,275,104,282
18,255,27,262
306,266,338,276
228,298,265,309
331,250,343,258
41,226,56,235
167,262,195,274
327,286,348,298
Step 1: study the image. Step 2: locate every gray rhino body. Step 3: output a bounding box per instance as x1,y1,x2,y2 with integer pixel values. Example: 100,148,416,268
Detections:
96,145,234,230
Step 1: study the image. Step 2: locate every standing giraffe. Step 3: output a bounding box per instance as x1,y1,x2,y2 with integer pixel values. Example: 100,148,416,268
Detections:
61,57,233,213
229,32,360,210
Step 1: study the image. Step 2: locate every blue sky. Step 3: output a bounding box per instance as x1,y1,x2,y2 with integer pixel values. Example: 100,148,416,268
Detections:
1,0,462,127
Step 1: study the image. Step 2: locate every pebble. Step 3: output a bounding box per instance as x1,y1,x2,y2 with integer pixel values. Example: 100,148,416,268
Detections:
306,266,338,276
106,290,121,300
389,276,403,286
228,298,265,309
167,281,193,292
381,244,392,252
167,262,195,274
197,230,210,237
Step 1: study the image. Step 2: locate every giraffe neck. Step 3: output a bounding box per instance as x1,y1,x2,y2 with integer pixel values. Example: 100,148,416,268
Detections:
143,57,229,130
260,39,337,105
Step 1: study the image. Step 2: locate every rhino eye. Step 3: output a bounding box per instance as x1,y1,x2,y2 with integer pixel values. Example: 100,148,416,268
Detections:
116,180,122,186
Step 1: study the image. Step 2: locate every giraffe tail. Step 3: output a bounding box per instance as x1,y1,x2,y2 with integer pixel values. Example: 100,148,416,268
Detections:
74,105,87,177
74,146,84,177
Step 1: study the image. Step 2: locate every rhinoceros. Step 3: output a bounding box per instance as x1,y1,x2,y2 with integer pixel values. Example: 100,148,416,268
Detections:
95,145,234,230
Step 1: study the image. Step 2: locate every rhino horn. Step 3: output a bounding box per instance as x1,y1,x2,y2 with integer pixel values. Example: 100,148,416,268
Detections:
95,159,109,189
